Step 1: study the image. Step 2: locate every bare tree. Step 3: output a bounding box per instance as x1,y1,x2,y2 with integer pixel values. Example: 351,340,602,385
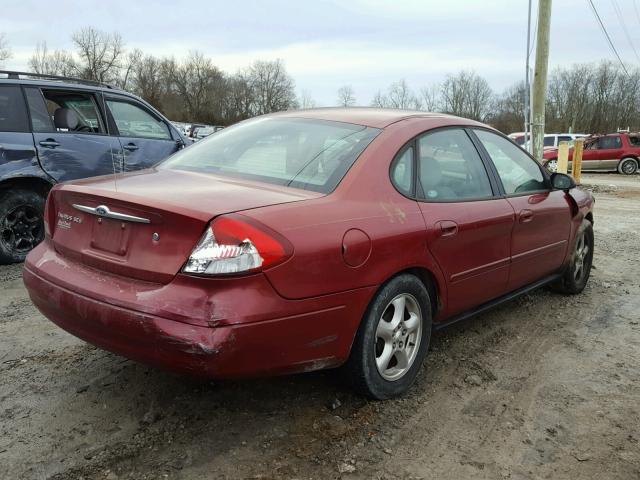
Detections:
337,85,356,107
170,51,226,123
298,90,316,109
118,48,143,90
0,34,10,67
247,59,297,115
441,71,493,121
71,27,124,83
386,79,421,109
420,84,440,112
370,80,420,109
28,42,76,76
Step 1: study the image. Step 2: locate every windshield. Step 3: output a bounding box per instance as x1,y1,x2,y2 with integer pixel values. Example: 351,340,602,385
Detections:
160,117,381,193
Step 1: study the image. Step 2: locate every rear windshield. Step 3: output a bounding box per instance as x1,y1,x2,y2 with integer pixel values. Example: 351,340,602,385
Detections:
160,117,380,193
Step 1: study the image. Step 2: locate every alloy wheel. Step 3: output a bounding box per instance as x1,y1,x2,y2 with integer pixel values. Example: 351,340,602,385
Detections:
621,159,637,175
374,293,422,381
546,159,558,173
573,231,590,283
0,204,44,254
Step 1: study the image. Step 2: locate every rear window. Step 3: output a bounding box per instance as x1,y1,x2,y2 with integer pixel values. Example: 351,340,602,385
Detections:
160,117,380,193
0,85,29,133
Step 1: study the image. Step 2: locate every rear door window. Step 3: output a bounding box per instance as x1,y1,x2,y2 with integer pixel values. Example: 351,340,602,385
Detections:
416,128,493,201
0,85,29,133
598,136,622,149
543,136,556,147
41,89,105,134
106,99,171,140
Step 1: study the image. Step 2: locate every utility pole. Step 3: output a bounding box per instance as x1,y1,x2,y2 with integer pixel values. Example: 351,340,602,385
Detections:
531,0,552,163
524,0,532,153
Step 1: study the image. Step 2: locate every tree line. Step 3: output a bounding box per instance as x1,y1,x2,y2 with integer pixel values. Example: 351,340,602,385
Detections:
1,27,639,134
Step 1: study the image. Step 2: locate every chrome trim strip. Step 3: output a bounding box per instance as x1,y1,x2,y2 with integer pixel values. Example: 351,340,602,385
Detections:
72,204,151,224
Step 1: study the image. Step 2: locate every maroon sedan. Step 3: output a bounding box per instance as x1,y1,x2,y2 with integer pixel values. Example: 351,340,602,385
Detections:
23,109,594,399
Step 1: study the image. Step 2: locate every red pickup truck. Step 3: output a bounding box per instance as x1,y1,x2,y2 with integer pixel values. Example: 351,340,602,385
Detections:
543,133,639,175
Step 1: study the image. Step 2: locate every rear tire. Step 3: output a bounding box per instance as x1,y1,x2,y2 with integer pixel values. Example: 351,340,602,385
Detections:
0,189,46,264
344,274,432,399
617,157,638,175
551,219,594,294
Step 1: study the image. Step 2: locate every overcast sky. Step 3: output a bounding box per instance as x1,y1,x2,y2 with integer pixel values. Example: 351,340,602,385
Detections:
1,0,638,105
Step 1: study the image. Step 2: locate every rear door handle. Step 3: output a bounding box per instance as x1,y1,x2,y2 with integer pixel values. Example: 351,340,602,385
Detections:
436,220,458,237
123,143,139,151
39,139,60,148
519,209,534,223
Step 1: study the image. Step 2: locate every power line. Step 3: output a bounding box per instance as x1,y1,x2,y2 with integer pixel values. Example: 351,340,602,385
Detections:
611,0,640,63
587,0,631,77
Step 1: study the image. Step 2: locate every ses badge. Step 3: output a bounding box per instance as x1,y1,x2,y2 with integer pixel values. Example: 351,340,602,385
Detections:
57,212,82,229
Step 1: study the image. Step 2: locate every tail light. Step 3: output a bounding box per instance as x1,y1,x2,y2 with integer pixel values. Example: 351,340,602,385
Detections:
182,214,292,276
44,192,55,238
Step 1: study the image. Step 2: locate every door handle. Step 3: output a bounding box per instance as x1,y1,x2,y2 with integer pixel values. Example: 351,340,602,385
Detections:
39,139,60,148
123,143,139,151
436,220,458,237
519,209,534,223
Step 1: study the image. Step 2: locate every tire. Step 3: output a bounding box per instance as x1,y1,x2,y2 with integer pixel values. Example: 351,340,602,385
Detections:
545,158,558,173
0,189,46,264
617,157,638,175
344,274,432,399
551,219,594,294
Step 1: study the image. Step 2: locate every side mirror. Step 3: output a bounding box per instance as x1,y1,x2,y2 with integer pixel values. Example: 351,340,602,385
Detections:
551,172,576,191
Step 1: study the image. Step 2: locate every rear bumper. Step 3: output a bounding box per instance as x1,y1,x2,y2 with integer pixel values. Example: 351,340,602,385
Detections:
23,241,376,378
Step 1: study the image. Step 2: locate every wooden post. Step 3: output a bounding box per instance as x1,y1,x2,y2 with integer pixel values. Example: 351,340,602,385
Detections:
557,141,569,174
572,138,584,184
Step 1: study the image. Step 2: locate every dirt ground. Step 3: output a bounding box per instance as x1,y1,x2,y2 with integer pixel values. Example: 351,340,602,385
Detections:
1,173,639,480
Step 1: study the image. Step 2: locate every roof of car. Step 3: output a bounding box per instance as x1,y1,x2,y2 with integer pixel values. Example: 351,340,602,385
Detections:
269,107,482,129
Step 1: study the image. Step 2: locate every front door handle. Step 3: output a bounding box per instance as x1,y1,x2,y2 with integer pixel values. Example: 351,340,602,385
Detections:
436,220,458,237
519,209,534,223
123,143,139,151
39,139,60,148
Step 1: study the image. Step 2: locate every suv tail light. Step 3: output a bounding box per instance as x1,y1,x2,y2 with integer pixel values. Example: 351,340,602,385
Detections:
182,214,292,276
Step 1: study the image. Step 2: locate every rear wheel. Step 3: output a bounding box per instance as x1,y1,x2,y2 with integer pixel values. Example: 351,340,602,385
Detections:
0,189,45,264
344,274,432,399
545,158,558,173
551,219,593,294
617,157,638,175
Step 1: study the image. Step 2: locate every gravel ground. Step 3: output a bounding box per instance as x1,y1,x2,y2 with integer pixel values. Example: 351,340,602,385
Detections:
1,173,639,480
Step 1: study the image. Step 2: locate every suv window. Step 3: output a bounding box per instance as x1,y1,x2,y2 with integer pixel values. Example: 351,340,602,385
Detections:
475,129,546,195
416,129,493,201
558,135,572,143
24,87,54,133
0,85,29,133
598,136,622,149
106,99,171,140
42,89,105,134
543,136,555,147
391,146,414,196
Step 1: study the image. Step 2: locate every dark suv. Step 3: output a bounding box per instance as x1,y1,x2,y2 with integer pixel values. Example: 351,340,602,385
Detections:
0,71,189,263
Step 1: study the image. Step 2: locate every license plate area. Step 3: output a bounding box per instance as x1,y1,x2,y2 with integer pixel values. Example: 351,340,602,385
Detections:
90,218,131,256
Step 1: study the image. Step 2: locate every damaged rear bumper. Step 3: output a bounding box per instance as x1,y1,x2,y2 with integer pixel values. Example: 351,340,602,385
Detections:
23,242,375,378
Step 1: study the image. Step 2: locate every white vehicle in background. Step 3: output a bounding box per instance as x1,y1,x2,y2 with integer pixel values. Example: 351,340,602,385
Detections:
195,125,224,140
522,133,589,150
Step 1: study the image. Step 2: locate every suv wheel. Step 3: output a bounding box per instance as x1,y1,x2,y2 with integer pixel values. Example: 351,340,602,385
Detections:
551,219,594,294
545,158,558,173
618,157,638,175
0,189,46,264
344,274,432,399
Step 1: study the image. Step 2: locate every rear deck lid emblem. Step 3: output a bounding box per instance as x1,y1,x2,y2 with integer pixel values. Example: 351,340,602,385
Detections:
73,204,151,224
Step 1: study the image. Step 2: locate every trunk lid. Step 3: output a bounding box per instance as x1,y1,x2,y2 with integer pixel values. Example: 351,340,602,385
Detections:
48,168,321,283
